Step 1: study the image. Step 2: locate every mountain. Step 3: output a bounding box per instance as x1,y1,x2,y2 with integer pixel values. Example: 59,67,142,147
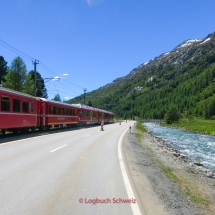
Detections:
69,32,215,119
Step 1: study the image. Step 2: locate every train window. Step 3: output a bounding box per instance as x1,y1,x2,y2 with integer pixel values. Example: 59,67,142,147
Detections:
62,108,65,115
1,96,10,111
49,106,52,114
70,109,72,115
79,111,83,117
93,112,96,117
13,99,20,112
73,109,76,116
30,103,34,113
53,106,56,115
58,107,61,115
66,108,69,115
22,101,29,113
99,112,102,117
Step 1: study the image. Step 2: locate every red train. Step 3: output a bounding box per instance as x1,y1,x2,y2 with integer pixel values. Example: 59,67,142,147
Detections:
0,87,114,135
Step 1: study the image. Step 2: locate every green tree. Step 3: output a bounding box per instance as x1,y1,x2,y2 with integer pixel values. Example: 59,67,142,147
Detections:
0,56,8,84
28,70,48,98
23,73,34,95
2,56,27,91
164,105,180,124
87,101,93,107
53,93,61,102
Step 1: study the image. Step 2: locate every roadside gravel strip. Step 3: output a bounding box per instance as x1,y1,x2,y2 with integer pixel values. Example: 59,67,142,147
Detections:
122,124,215,215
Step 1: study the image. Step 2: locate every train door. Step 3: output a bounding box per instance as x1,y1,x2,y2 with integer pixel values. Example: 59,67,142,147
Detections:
90,111,92,124
37,100,40,127
43,102,46,126
102,113,104,122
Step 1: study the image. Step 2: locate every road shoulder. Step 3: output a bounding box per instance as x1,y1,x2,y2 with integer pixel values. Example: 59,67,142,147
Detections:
122,125,211,215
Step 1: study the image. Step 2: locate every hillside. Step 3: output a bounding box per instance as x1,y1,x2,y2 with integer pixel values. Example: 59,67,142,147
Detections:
69,31,215,119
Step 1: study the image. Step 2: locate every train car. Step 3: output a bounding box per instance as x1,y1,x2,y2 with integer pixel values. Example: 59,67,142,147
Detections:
72,104,99,125
0,87,39,134
105,110,114,123
72,104,114,125
0,86,114,135
98,109,114,124
38,98,80,129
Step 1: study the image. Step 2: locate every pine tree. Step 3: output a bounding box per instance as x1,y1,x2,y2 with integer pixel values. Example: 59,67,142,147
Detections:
28,70,48,98
53,93,61,102
2,56,27,92
0,56,8,84
23,73,34,95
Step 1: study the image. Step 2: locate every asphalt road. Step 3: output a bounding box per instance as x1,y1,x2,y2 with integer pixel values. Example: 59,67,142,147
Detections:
0,121,141,215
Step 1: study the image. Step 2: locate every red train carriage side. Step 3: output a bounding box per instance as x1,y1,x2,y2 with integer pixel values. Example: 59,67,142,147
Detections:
99,109,114,123
72,104,99,125
98,109,114,123
0,87,114,135
38,98,80,129
72,104,114,125
0,87,39,134
105,111,114,123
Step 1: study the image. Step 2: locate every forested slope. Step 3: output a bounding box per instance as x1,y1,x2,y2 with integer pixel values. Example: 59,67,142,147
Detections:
69,32,215,119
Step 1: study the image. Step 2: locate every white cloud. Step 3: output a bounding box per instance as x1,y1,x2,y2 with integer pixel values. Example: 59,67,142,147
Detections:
85,0,104,7
64,96,73,100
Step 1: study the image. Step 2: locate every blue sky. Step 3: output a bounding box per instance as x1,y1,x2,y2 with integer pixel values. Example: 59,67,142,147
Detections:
1,0,215,100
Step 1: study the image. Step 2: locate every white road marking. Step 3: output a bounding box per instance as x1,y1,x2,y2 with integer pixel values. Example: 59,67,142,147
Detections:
118,128,143,215
50,144,67,152
84,135,90,138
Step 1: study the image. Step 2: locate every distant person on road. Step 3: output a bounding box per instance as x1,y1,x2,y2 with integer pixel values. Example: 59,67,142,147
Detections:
101,121,104,131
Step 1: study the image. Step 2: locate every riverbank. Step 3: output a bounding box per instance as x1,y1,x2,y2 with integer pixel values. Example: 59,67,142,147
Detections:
123,124,215,215
161,118,215,135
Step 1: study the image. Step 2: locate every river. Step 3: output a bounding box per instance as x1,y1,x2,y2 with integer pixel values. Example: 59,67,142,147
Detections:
143,123,215,172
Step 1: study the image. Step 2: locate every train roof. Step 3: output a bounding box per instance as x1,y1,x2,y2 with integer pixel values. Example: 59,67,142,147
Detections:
71,104,114,115
39,98,78,108
0,86,39,100
71,104,99,111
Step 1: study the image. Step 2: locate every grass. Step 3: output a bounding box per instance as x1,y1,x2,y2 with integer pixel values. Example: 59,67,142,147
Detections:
155,158,163,165
143,143,211,209
134,122,148,143
182,186,209,207
136,121,148,132
135,133,143,143
162,118,215,135
162,167,179,183
161,167,210,208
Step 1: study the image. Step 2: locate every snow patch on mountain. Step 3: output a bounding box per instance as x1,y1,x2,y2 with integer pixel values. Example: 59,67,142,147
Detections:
134,86,142,91
138,61,149,68
180,39,201,48
147,76,155,82
200,38,210,45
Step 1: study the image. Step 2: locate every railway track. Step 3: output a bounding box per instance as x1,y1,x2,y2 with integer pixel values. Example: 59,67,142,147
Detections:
0,124,101,144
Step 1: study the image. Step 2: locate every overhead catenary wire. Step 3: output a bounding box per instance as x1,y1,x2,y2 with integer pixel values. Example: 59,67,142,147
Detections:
0,38,85,97
38,63,84,89
0,38,34,61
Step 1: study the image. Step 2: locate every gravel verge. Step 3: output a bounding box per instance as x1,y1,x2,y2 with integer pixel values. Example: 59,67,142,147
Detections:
122,124,215,215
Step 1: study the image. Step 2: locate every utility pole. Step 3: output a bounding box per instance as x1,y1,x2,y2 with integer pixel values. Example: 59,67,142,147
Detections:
83,88,87,105
32,59,39,96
